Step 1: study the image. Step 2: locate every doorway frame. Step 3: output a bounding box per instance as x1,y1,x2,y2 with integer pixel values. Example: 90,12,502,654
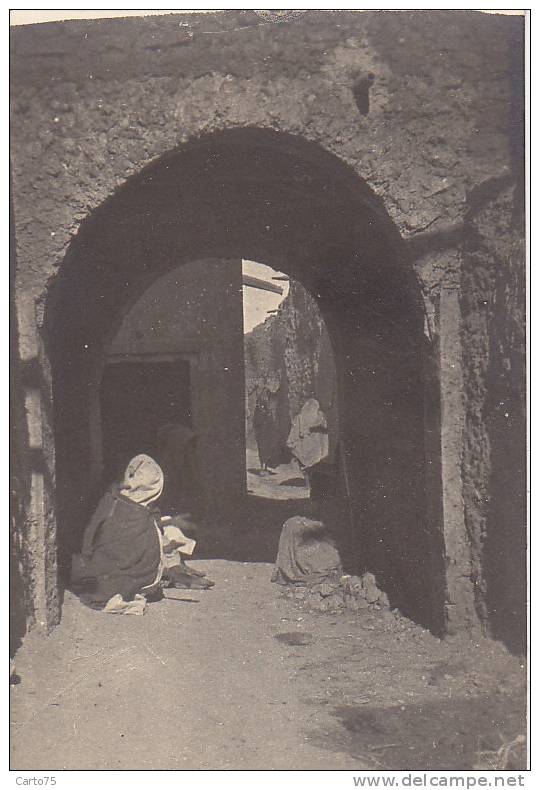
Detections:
90,350,201,491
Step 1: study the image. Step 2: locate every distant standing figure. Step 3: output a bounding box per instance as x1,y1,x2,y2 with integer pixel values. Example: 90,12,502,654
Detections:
253,385,280,472
286,398,329,474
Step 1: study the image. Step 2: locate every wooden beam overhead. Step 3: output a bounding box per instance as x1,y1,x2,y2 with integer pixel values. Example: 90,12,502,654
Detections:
242,274,283,295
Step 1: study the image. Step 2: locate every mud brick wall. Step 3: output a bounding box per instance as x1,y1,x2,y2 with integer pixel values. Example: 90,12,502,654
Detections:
10,10,525,647
461,179,526,652
245,281,338,459
11,9,521,295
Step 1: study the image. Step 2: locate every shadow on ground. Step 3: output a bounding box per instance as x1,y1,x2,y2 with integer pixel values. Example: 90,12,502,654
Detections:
198,494,312,563
11,562,527,770
307,694,527,770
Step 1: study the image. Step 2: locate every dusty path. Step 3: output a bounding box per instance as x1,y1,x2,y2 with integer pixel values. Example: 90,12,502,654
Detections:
246,448,309,500
11,561,526,771
11,561,361,770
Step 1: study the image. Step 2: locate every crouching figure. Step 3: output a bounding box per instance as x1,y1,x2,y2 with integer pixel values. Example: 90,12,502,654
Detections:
271,513,342,586
72,454,213,614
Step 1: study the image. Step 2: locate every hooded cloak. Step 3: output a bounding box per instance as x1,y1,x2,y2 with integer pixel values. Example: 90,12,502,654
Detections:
271,516,342,585
77,455,163,606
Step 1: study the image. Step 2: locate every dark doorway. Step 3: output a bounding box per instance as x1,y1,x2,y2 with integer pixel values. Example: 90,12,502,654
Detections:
100,358,192,484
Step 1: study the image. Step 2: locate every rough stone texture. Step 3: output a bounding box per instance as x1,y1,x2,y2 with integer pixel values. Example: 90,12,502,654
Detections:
279,571,392,615
9,10,525,646
11,197,60,638
280,282,338,433
461,179,526,652
10,209,31,650
10,10,521,298
437,286,482,636
245,280,338,457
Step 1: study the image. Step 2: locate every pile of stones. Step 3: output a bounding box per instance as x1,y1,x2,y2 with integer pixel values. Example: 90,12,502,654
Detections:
281,571,391,614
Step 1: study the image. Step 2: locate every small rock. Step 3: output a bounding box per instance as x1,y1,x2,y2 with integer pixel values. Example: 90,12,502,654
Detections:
365,587,380,604
319,583,335,598
382,610,396,626
326,595,343,611
362,572,377,588
361,572,381,603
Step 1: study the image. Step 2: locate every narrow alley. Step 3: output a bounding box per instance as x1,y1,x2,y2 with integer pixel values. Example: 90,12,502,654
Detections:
10,561,525,771
10,10,527,775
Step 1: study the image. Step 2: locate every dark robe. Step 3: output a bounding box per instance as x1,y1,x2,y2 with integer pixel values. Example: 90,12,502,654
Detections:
253,386,281,468
271,516,342,585
75,486,162,606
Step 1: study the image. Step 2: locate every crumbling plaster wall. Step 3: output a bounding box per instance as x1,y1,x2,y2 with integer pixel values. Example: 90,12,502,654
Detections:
245,280,338,459
10,10,518,298
461,179,526,652
10,206,32,648
10,10,524,638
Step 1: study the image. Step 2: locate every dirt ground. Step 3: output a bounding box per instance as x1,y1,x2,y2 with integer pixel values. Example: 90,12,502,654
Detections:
246,448,310,501
10,560,526,771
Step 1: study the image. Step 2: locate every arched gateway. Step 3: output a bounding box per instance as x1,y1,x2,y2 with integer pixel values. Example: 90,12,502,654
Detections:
44,129,446,632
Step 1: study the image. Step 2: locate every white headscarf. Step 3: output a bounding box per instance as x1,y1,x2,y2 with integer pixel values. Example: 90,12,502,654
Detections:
119,454,164,506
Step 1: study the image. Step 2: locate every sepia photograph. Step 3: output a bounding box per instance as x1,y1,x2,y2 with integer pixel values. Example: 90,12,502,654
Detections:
9,6,528,777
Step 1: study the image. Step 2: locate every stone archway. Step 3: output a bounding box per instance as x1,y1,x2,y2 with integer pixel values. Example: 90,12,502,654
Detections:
45,128,445,632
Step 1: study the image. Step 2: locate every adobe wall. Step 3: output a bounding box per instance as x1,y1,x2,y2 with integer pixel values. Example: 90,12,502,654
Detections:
245,280,338,460
10,201,31,649
10,10,525,646
461,179,527,652
107,258,246,529
10,10,521,299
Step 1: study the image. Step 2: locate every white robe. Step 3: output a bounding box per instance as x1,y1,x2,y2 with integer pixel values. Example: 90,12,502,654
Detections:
286,398,329,469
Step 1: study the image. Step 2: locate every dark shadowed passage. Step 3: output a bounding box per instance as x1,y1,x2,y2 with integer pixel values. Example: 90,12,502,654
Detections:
45,129,445,633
